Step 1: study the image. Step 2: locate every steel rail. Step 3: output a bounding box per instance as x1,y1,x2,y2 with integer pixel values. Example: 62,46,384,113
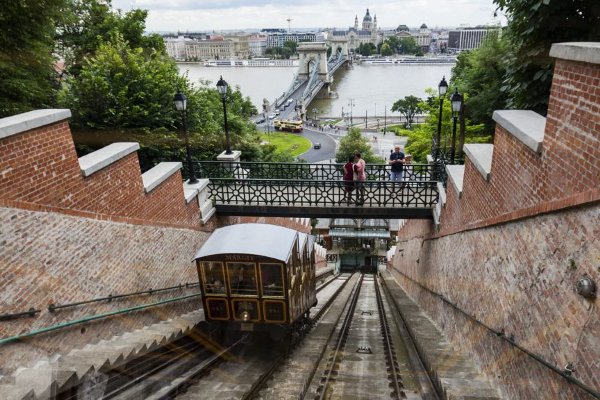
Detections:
374,275,405,399
242,273,354,400
48,282,199,312
0,293,201,346
316,273,365,400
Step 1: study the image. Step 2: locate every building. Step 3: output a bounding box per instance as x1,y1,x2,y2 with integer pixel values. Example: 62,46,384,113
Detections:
326,9,381,53
447,26,500,52
164,34,251,61
248,33,267,57
265,32,317,48
412,24,432,51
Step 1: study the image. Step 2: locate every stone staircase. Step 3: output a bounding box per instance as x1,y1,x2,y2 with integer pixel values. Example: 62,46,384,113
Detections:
0,309,204,400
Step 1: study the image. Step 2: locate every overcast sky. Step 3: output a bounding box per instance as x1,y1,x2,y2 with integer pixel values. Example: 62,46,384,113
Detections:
111,0,504,32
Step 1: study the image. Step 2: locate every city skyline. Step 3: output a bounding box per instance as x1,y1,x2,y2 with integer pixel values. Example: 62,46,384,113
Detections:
111,0,505,33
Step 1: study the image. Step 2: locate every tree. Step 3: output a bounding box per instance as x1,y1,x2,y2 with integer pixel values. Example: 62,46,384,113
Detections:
493,0,600,114
356,43,376,57
398,37,419,55
283,40,297,54
451,34,509,134
380,43,393,56
391,96,422,128
0,0,66,117
60,34,185,129
57,0,165,77
336,127,382,164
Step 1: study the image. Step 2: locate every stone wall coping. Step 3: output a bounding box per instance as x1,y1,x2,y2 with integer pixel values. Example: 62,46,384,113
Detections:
549,42,600,65
437,181,447,206
492,110,545,153
78,142,140,177
141,162,182,193
0,109,72,140
463,144,494,181
183,179,209,203
446,165,464,198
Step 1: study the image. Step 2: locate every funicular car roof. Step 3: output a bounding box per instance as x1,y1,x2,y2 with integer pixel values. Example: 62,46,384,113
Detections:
194,223,298,263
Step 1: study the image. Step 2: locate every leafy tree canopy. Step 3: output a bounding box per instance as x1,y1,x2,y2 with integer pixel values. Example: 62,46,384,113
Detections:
0,0,66,117
283,40,298,54
493,0,600,114
336,127,383,164
57,0,165,77
356,43,376,57
450,34,509,134
391,95,423,127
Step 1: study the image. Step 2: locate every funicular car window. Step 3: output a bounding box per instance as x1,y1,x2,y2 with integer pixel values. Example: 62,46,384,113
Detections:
202,262,226,295
260,263,284,297
228,262,258,295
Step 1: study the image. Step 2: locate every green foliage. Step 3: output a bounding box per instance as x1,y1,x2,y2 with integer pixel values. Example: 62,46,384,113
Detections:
0,0,66,117
356,43,376,57
59,34,184,129
380,43,393,56
335,127,383,164
451,34,509,134
391,96,422,127
57,0,165,77
265,46,292,59
493,0,600,114
393,89,488,163
381,36,419,55
283,40,298,54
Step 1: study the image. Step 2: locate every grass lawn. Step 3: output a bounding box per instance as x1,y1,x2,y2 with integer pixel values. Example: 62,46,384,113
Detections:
260,132,312,157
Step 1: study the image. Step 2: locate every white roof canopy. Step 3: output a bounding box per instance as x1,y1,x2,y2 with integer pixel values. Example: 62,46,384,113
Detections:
194,223,299,262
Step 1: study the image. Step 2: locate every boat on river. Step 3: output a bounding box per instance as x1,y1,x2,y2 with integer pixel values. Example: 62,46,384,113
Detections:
204,58,299,67
361,56,457,65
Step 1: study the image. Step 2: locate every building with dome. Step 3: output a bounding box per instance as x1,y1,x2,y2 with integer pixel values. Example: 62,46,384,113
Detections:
326,9,381,53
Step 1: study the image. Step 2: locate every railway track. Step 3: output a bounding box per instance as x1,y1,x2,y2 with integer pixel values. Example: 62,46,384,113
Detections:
55,273,437,399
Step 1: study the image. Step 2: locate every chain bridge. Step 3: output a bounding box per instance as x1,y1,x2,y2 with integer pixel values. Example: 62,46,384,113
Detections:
273,41,349,114
188,161,442,219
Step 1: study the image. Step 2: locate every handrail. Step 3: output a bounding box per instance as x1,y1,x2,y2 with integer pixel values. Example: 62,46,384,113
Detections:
393,270,600,399
0,293,202,346
0,308,41,322
48,282,200,312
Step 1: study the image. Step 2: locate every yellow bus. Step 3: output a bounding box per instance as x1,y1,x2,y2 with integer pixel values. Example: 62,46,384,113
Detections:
274,119,303,133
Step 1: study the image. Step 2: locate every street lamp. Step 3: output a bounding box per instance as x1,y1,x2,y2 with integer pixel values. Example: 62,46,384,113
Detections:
173,91,198,184
216,76,232,155
436,76,448,160
450,88,463,164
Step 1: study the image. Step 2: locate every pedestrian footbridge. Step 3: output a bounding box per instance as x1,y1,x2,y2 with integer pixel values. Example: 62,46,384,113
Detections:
190,161,441,219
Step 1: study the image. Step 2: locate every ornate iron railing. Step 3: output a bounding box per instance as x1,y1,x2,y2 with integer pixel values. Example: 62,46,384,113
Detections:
207,179,438,208
189,161,438,182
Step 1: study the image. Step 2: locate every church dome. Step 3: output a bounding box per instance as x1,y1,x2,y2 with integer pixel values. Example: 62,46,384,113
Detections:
420,23,428,29
363,9,372,22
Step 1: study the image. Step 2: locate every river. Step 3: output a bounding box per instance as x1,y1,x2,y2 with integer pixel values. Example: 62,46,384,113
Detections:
179,62,453,119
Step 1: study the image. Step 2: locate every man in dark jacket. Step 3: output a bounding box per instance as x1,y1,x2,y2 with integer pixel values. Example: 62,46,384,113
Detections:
389,145,405,183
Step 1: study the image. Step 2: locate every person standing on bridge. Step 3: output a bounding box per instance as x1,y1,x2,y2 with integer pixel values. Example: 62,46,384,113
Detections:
353,152,366,205
389,145,406,185
343,155,356,205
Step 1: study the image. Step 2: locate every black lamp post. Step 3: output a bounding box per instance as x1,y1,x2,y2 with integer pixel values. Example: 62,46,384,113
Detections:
173,91,198,184
216,76,232,155
450,89,463,164
436,76,448,159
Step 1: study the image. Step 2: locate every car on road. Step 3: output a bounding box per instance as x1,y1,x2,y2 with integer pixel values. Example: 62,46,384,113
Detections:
274,109,280,115
313,142,321,149
268,114,276,120
255,117,265,124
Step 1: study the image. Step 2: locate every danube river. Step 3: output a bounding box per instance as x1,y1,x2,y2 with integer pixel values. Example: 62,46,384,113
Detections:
179,62,454,118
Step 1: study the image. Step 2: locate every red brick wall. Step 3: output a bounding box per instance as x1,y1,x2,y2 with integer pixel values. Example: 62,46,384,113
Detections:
0,120,201,229
0,206,209,375
439,56,600,236
545,59,600,199
391,52,600,397
392,205,600,399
